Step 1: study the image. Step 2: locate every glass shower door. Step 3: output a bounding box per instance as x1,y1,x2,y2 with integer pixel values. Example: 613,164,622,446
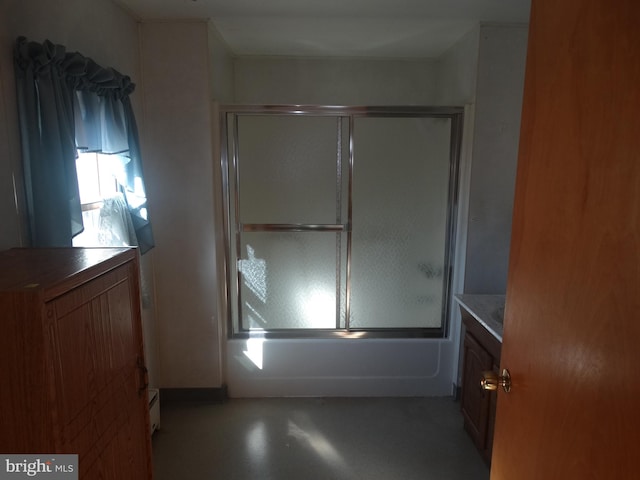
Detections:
228,114,349,332
223,107,461,337
349,116,453,329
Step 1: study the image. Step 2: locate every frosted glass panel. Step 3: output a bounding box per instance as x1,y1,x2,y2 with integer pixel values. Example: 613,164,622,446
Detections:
237,116,340,224
349,117,452,329
238,232,345,330
225,108,460,336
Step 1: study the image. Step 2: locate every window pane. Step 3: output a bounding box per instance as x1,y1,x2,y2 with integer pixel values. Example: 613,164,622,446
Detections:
75,152,101,204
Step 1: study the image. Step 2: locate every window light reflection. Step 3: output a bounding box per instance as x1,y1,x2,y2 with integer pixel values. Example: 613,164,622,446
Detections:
239,245,267,303
287,416,351,476
244,302,268,328
299,287,335,329
243,332,265,370
245,421,268,466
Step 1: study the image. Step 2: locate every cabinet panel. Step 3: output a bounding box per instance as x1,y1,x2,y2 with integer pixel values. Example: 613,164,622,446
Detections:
50,301,99,434
0,248,152,479
49,265,148,477
0,293,53,452
461,331,493,451
459,308,502,466
105,279,136,372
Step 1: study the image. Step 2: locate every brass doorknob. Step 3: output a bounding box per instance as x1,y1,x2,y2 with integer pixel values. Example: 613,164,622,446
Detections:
481,368,512,393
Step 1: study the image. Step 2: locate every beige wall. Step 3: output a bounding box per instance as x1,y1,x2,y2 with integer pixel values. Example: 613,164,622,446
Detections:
464,24,528,293
139,21,233,388
435,23,529,295
208,22,236,103
234,57,439,105
436,26,480,106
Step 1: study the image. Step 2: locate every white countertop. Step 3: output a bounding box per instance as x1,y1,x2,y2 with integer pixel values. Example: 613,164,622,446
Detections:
454,294,505,342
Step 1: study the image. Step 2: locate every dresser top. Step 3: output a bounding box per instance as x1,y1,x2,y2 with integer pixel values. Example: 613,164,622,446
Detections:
0,247,136,299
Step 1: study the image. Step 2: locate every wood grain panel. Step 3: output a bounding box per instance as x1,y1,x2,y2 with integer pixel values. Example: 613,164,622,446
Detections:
0,292,54,452
491,0,640,478
0,248,151,479
461,332,493,452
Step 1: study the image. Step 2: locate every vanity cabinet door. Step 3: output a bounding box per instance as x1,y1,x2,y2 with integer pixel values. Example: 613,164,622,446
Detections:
461,331,494,462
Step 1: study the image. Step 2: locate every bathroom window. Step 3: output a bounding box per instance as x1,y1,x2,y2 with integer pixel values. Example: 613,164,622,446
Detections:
72,151,139,248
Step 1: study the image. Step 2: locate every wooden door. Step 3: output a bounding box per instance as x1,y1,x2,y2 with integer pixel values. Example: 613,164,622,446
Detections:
491,0,640,478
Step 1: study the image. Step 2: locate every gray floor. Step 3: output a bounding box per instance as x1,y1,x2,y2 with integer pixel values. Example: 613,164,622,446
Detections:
152,397,489,480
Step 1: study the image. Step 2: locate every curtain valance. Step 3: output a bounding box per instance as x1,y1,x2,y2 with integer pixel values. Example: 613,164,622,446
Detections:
14,38,136,98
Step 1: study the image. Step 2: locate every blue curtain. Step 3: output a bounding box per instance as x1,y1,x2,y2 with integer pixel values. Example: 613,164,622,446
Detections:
13,37,154,254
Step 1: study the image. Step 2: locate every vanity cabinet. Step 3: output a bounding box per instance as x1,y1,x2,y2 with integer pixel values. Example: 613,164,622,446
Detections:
460,310,502,465
0,247,152,479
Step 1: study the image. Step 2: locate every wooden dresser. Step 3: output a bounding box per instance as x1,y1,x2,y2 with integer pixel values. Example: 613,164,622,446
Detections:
0,247,153,479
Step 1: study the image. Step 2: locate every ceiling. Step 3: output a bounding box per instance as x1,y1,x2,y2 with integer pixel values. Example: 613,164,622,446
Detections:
115,0,530,58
